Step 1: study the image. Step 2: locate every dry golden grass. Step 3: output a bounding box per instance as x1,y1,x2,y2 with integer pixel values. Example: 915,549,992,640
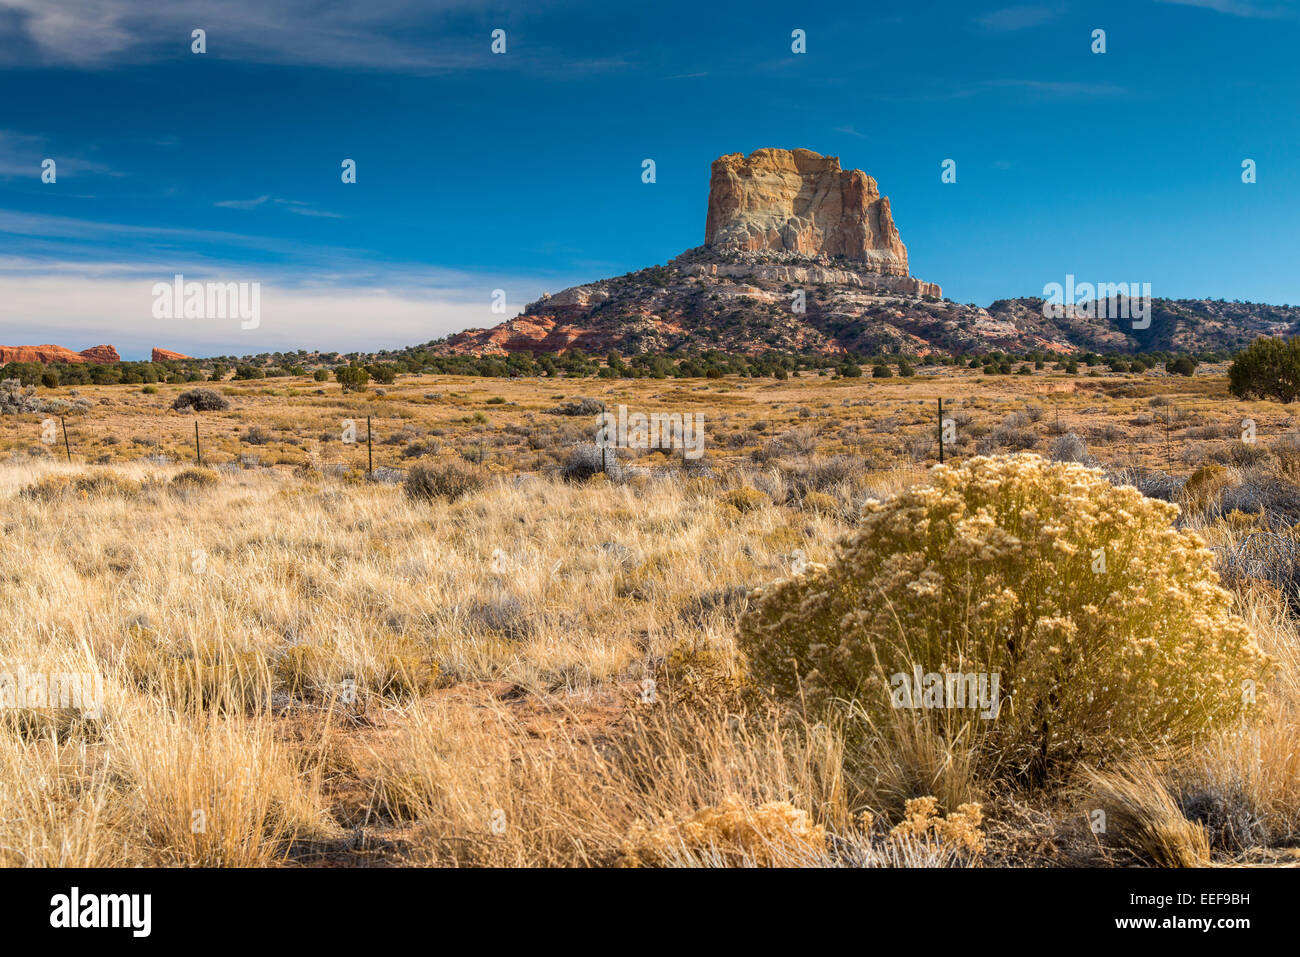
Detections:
0,452,865,866
3,363,1289,479
1083,760,1212,867
1,369,1299,867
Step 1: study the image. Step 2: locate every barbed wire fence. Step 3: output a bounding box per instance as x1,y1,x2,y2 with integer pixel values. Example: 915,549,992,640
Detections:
4,386,1300,499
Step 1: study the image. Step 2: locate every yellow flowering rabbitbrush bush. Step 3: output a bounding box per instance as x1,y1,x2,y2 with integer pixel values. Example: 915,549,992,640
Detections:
618,795,827,867
739,454,1272,785
879,796,986,859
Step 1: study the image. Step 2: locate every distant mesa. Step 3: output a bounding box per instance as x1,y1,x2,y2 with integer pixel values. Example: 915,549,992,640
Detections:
0,344,120,364
152,347,192,361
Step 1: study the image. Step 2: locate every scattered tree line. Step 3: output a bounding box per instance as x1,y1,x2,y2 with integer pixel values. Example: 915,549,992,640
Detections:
1,345,1229,390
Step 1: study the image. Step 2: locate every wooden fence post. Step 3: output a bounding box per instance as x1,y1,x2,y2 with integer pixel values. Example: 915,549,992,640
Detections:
938,397,944,465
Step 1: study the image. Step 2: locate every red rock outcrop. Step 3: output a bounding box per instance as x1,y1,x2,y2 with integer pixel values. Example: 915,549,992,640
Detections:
0,344,117,364
447,315,691,357
152,348,192,361
78,345,120,362
0,344,85,364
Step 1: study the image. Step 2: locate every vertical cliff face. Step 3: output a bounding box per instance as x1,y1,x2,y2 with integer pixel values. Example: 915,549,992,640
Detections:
704,148,910,276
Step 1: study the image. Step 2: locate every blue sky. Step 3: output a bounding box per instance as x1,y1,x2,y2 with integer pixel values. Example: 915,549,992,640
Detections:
1,0,1297,359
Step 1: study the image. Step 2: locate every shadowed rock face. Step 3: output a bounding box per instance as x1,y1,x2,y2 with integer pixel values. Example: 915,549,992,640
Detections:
705,148,910,275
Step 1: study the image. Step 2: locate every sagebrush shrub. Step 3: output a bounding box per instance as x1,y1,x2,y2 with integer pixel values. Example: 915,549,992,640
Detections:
560,443,621,483
739,454,1272,785
0,379,41,415
171,389,229,412
404,462,485,503
1048,431,1093,465
546,397,606,416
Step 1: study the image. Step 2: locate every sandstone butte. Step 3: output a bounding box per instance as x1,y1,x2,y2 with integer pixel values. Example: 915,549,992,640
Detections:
0,344,120,364
152,348,192,361
705,147,912,274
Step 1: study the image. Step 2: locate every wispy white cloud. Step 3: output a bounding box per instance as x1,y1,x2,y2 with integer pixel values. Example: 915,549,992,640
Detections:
866,77,1125,103
0,208,300,257
213,195,272,210
212,195,343,218
1156,0,1296,18
0,128,121,179
973,4,1066,32
983,78,1126,96
274,199,344,219
0,0,625,74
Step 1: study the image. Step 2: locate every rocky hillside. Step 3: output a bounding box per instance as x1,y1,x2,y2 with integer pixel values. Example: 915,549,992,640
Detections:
443,147,1299,359
445,248,1300,359
985,297,1300,356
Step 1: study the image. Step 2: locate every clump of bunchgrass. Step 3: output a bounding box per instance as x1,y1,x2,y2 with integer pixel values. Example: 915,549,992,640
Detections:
20,472,141,502
170,467,220,490
721,487,768,514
